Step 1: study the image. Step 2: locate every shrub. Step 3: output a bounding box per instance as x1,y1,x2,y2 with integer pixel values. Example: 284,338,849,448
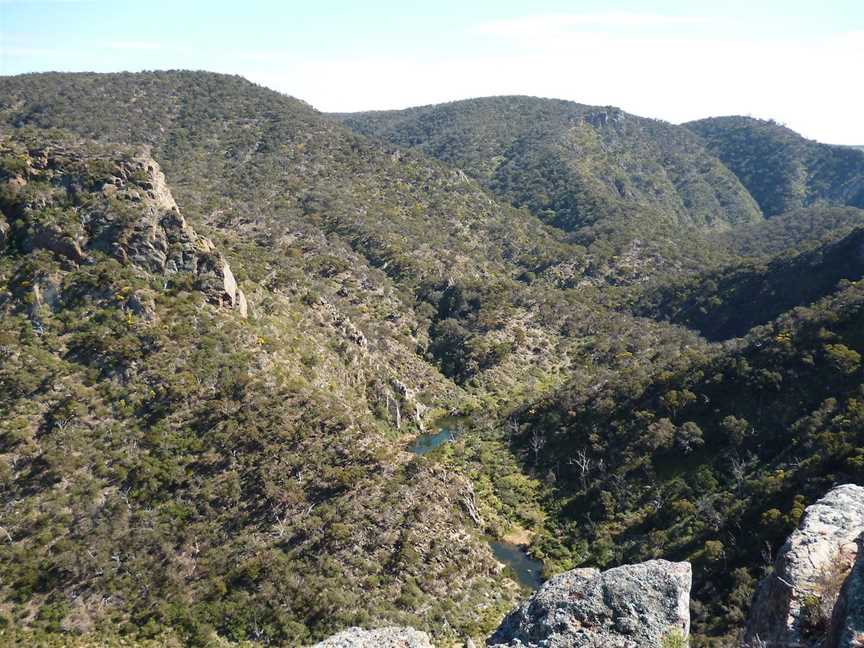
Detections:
661,629,688,648
800,548,853,639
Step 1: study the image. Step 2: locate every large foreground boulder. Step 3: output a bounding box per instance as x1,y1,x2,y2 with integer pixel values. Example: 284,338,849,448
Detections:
311,626,434,647
745,484,864,648
487,559,691,648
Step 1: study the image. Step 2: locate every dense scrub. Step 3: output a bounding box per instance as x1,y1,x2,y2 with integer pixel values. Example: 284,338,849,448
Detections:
0,73,597,404
687,116,864,216
335,96,763,283
710,205,864,258
0,132,517,645
507,281,864,645
0,72,706,647
638,225,864,340
3,71,864,648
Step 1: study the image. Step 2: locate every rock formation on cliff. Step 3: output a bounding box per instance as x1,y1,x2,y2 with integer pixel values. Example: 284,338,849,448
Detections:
308,560,692,647
0,136,247,318
745,484,864,647
828,539,864,648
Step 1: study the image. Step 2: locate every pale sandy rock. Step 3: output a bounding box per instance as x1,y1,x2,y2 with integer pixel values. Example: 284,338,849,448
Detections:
827,535,864,648
745,484,864,647
312,626,434,647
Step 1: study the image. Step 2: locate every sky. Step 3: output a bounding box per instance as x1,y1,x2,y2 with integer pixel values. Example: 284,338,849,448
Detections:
2,0,863,144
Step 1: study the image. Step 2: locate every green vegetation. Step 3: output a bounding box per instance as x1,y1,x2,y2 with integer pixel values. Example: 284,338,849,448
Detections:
3,71,864,648
638,225,864,340
687,116,864,216
509,280,864,645
335,96,762,283
710,205,864,258
0,130,519,645
661,630,689,648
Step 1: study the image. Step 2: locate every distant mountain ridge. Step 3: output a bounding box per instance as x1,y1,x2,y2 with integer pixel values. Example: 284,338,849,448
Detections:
686,115,864,216
333,96,761,230
333,96,766,281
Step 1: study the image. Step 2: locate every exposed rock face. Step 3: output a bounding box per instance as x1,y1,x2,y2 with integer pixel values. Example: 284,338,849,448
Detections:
0,139,247,317
86,157,248,316
23,222,88,263
745,484,864,648
0,214,9,249
391,377,427,431
319,297,368,349
487,560,691,648
827,537,864,648
311,626,434,647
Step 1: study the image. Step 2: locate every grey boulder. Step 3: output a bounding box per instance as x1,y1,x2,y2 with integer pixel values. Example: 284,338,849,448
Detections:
745,484,864,648
487,559,691,648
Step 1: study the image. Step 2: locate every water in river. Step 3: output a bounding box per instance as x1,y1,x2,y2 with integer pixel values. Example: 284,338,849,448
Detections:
409,427,456,455
489,540,544,590
407,417,464,455
408,418,544,590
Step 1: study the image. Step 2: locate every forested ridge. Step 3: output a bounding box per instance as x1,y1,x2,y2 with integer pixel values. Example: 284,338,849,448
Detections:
686,116,864,217
2,71,864,647
334,96,764,286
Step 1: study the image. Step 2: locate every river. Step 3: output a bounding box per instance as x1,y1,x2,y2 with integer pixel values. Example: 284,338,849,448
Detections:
408,417,544,590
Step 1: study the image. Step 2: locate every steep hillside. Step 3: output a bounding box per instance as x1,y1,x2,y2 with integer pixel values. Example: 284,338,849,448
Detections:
0,71,721,646
334,96,763,278
7,71,864,648
335,97,761,232
0,72,719,406
508,279,864,645
639,224,864,340
0,131,524,645
0,73,571,286
687,116,864,216
710,205,864,258
0,72,593,406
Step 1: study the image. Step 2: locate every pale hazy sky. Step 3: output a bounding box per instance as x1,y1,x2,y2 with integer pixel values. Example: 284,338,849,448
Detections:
2,0,863,143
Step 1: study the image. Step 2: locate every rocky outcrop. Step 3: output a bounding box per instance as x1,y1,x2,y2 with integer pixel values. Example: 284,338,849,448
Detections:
319,297,368,349
487,560,691,648
745,484,864,648
390,378,427,432
311,626,434,647
87,157,248,316
0,138,247,318
23,222,88,263
308,560,690,648
0,214,9,249
827,537,864,648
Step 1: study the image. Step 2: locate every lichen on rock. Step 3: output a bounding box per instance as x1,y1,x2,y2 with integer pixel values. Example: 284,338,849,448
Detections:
311,626,434,647
487,559,691,648
745,484,864,648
